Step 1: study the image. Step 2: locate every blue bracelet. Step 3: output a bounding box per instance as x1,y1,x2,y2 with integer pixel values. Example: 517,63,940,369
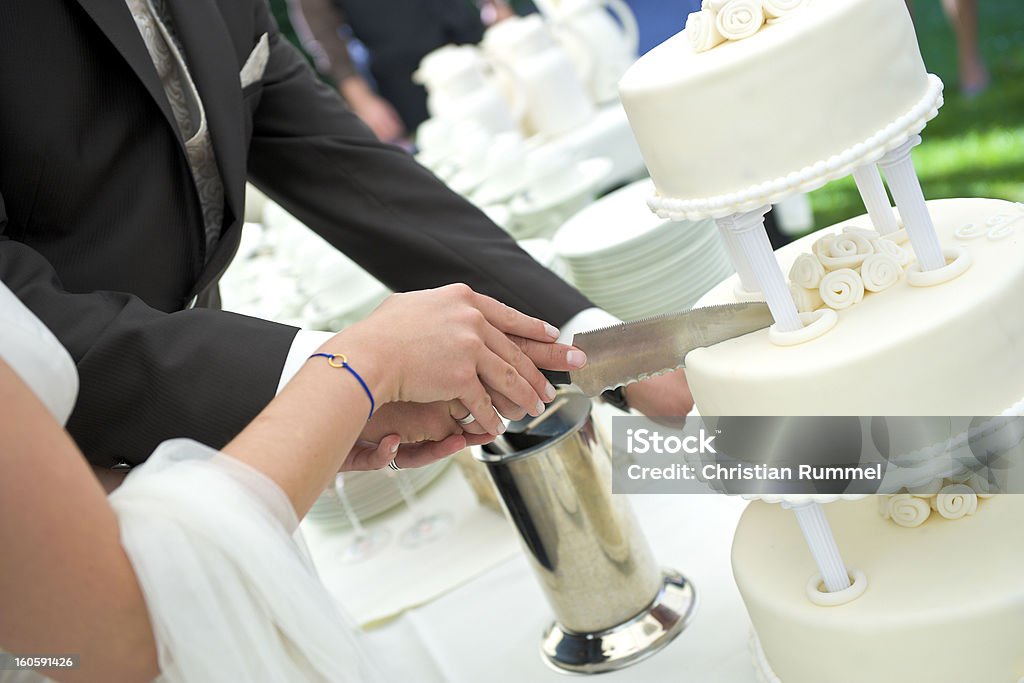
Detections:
308,353,376,421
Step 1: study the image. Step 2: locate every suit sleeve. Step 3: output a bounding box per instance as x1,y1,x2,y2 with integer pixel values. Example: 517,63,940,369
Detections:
0,210,298,468
245,2,593,326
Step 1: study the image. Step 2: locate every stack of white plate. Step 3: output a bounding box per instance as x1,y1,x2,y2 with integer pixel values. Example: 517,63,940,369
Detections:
553,179,735,321
306,459,451,530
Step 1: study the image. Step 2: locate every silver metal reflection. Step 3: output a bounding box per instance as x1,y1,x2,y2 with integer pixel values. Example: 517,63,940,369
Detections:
475,389,696,673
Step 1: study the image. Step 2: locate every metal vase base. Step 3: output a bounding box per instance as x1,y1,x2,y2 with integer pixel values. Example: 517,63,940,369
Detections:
540,568,697,675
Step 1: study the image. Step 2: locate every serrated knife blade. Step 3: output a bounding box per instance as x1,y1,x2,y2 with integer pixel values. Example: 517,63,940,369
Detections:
555,302,773,396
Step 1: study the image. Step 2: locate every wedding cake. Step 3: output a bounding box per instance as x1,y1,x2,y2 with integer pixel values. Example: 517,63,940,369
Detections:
617,0,1024,681
697,199,1024,683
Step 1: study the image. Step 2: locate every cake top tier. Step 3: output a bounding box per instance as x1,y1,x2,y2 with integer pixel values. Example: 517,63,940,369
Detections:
618,0,939,220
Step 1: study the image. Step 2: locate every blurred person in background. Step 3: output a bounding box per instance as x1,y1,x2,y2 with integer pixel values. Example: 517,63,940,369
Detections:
278,0,407,143
907,0,988,95
289,0,520,135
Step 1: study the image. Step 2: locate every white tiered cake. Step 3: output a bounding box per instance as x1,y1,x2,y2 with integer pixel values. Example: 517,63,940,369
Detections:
617,0,1024,681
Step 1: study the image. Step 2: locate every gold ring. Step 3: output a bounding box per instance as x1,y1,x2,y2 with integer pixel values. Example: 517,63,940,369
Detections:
327,354,348,368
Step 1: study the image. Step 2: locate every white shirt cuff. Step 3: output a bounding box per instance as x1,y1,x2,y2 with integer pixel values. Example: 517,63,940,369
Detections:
276,329,335,395
557,307,622,345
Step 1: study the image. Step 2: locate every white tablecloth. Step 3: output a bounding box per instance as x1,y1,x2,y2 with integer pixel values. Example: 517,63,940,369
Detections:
305,403,761,682
328,492,759,682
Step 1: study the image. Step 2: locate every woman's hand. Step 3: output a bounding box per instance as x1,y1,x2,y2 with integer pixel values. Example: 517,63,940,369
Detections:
342,431,494,472
326,284,583,435
360,401,491,444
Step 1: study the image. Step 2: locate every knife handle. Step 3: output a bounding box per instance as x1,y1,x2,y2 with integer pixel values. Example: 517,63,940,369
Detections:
544,370,572,386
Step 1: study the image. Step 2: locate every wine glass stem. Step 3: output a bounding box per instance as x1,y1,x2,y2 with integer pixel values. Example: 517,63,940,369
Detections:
394,472,423,517
336,485,369,536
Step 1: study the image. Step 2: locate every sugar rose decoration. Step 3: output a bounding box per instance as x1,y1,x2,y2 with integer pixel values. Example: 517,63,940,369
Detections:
784,226,912,315
686,0,808,52
880,478,987,528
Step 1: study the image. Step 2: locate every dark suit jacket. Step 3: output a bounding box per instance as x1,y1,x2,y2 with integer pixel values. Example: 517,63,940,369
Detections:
0,0,591,467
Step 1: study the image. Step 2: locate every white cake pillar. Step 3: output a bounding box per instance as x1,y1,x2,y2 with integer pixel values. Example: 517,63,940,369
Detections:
877,135,945,271
787,502,852,593
852,165,899,235
717,223,760,293
716,206,803,332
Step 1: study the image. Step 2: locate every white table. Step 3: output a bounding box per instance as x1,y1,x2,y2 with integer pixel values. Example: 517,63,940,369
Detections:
351,491,759,683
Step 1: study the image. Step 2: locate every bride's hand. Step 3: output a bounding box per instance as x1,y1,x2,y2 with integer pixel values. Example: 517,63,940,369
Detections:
325,284,578,435
341,432,495,472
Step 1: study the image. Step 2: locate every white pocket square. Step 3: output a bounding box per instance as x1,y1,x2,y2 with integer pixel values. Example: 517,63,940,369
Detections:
240,33,269,88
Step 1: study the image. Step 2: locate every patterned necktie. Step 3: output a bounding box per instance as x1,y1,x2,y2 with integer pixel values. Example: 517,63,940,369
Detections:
125,0,226,257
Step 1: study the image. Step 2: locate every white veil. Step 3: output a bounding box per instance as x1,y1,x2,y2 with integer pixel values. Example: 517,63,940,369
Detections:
110,440,380,682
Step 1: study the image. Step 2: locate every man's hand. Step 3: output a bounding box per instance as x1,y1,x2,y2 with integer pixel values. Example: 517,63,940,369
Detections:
622,369,694,424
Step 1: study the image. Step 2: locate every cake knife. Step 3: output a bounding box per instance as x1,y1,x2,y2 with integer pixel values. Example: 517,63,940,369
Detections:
547,302,773,396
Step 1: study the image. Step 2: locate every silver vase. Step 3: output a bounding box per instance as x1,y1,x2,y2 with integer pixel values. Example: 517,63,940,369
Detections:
474,389,696,673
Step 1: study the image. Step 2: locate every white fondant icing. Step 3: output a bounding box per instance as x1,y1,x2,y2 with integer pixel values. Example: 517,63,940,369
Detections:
884,227,911,245
686,0,798,53
931,484,978,520
805,569,868,607
877,495,890,519
789,253,825,289
736,498,1024,683
747,493,870,506
818,268,864,310
686,9,726,52
750,630,782,683
905,246,970,287
967,473,997,499
689,200,1024,416
954,222,985,240
817,232,875,270
715,0,766,41
763,0,807,20
734,283,767,302
768,309,836,346
639,77,944,221
842,225,881,239
860,253,902,292
789,283,823,313
871,238,911,266
886,493,931,528
984,212,1022,241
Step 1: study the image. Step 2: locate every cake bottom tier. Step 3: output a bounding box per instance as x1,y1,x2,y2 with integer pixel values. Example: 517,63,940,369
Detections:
733,497,1024,683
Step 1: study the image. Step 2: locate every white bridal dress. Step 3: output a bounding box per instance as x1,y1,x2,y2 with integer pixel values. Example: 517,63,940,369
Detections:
0,282,378,682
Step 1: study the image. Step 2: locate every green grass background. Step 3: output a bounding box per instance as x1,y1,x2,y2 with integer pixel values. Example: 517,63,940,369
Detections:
807,1,1024,230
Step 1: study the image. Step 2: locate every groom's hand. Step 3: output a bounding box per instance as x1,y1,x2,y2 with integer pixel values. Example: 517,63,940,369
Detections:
623,369,693,425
